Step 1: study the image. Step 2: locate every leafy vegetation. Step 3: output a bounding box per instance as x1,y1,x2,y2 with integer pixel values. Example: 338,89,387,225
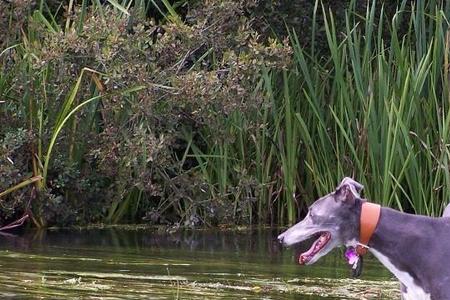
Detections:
1,0,450,227
0,0,290,227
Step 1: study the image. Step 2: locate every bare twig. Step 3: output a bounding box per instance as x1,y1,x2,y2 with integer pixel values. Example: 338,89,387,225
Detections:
0,214,29,231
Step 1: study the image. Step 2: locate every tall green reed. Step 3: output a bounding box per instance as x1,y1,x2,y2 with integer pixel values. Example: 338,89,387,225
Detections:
290,0,450,217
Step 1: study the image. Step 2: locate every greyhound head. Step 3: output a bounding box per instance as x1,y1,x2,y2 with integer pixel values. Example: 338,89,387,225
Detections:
277,177,363,265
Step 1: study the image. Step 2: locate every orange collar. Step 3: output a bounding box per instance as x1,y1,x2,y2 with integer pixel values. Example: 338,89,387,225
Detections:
356,202,381,256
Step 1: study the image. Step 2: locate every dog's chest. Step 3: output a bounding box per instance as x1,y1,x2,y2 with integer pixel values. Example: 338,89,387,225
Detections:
401,287,430,300
371,249,431,300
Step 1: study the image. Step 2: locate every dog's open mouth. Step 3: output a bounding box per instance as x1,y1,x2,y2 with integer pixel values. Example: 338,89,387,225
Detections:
299,232,331,265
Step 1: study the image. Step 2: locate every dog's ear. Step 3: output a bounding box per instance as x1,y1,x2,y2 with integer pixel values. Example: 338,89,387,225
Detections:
335,177,364,204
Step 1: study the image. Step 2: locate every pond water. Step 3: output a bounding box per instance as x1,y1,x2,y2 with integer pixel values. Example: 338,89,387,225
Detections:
0,228,399,299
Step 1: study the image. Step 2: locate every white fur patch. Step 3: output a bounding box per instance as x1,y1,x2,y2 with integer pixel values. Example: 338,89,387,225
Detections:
370,249,430,300
345,239,358,248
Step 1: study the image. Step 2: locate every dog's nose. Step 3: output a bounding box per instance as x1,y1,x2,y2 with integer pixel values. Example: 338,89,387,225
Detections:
277,234,284,244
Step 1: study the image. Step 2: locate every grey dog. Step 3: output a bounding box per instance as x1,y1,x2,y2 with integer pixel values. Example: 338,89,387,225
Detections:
278,177,450,300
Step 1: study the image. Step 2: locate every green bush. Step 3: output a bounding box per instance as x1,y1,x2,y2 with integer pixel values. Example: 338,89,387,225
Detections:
0,0,290,227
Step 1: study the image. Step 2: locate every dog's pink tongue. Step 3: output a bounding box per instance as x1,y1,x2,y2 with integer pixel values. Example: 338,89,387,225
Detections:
298,233,329,265
299,239,319,264
299,254,309,264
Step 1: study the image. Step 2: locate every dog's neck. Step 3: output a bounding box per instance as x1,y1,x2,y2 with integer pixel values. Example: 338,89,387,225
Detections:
369,207,428,263
367,207,432,298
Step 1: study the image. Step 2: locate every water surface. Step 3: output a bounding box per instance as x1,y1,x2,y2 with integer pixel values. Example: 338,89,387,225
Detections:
0,228,399,299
